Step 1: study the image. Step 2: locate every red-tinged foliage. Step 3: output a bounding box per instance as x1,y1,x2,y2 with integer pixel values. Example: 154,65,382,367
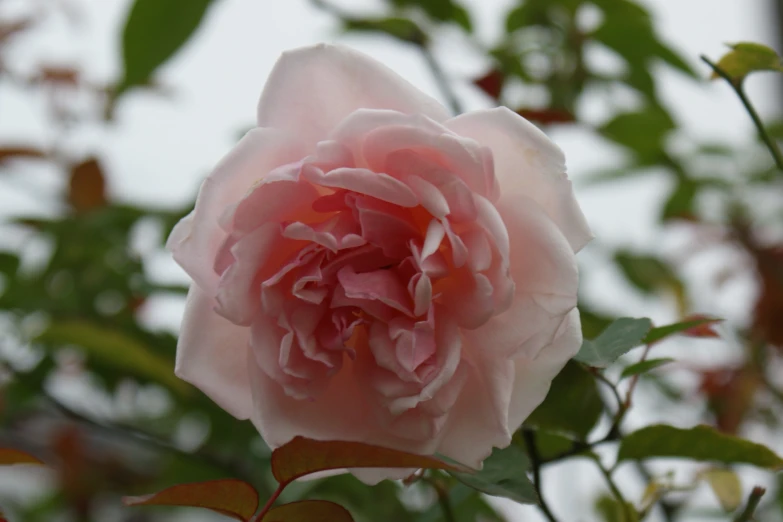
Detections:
699,366,761,434
473,68,504,99
124,479,259,521
751,246,783,348
261,500,354,522
681,314,722,338
516,107,575,125
271,436,470,485
34,66,80,87
0,448,45,466
68,157,108,212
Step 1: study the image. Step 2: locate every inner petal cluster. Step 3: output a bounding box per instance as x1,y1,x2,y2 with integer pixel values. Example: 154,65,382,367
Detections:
212,111,515,438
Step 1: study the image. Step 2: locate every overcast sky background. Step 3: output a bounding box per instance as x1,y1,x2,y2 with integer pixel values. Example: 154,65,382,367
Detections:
1,0,782,520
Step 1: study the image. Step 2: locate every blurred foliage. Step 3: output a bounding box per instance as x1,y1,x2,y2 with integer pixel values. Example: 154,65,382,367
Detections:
1,0,783,521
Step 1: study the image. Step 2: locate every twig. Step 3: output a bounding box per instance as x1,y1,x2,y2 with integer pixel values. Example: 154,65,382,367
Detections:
44,393,264,492
701,55,783,172
522,429,559,522
591,454,636,522
422,475,456,522
733,486,766,522
418,44,463,115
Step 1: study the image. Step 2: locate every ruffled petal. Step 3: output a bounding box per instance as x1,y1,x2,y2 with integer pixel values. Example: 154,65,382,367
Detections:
446,107,593,252
257,44,450,150
168,128,305,294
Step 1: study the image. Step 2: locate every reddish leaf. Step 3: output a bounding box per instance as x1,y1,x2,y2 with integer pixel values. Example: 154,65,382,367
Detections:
516,107,575,125
271,437,469,485
0,448,44,466
0,147,47,165
681,314,721,338
473,68,504,99
261,500,353,522
68,157,107,212
123,479,259,521
34,67,80,87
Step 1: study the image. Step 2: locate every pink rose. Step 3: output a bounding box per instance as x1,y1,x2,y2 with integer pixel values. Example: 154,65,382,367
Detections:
168,44,592,482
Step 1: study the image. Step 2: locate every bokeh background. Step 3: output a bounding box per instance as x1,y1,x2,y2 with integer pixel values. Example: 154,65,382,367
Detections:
1,0,783,520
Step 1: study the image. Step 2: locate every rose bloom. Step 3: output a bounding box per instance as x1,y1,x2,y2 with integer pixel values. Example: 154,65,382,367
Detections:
168,44,592,482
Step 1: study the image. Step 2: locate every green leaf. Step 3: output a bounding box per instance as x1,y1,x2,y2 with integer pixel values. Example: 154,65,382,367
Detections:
713,42,783,83
595,494,640,522
117,0,215,97
661,178,698,221
0,448,45,466
618,425,783,469
0,252,19,277
643,316,722,344
123,479,259,521
525,361,603,438
620,358,674,380
599,107,675,160
614,251,682,296
574,317,653,368
450,444,537,505
36,320,190,397
343,17,426,44
270,437,468,485
700,468,743,512
261,500,354,522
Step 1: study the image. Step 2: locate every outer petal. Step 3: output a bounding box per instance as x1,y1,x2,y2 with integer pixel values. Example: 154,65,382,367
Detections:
445,107,592,253
462,195,579,359
176,286,253,419
167,128,304,294
257,44,450,150
507,309,582,430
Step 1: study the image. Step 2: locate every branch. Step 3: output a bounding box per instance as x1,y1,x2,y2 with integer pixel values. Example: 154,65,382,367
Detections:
733,486,766,522
701,55,783,173
522,429,559,522
591,454,636,522
418,44,463,115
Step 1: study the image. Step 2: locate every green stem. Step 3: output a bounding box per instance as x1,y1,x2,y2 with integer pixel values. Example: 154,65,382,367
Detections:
701,56,783,172
418,44,463,115
733,486,766,522
591,455,636,522
522,429,559,522
422,475,456,522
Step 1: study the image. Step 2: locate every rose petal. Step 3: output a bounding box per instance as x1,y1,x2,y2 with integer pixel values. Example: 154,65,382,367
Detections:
303,165,418,207
175,286,253,419
446,107,593,252
462,195,578,359
257,44,450,150
168,128,304,294
507,309,582,429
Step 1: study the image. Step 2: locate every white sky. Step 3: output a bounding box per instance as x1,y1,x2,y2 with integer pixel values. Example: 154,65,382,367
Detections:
0,1,781,521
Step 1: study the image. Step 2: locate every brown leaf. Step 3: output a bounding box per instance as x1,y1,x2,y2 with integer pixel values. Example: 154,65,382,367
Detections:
0,19,34,44
34,67,80,87
261,500,354,522
473,69,504,99
123,479,259,521
68,157,107,212
0,448,45,466
271,436,469,485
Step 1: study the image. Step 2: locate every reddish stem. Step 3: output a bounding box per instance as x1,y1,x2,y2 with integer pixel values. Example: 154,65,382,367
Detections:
252,483,286,522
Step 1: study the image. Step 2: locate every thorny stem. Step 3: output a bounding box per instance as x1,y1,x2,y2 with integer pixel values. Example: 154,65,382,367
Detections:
522,429,559,522
733,486,766,522
701,56,783,173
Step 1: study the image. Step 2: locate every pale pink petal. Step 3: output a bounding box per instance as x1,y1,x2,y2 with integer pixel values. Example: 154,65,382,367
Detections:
446,107,593,252
405,175,449,219
303,165,418,207
353,196,420,258
508,309,582,430
175,286,253,419
257,44,449,150
337,266,413,317
462,195,578,359
167,129,304,294
461,229,492,272
434,356,515,468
